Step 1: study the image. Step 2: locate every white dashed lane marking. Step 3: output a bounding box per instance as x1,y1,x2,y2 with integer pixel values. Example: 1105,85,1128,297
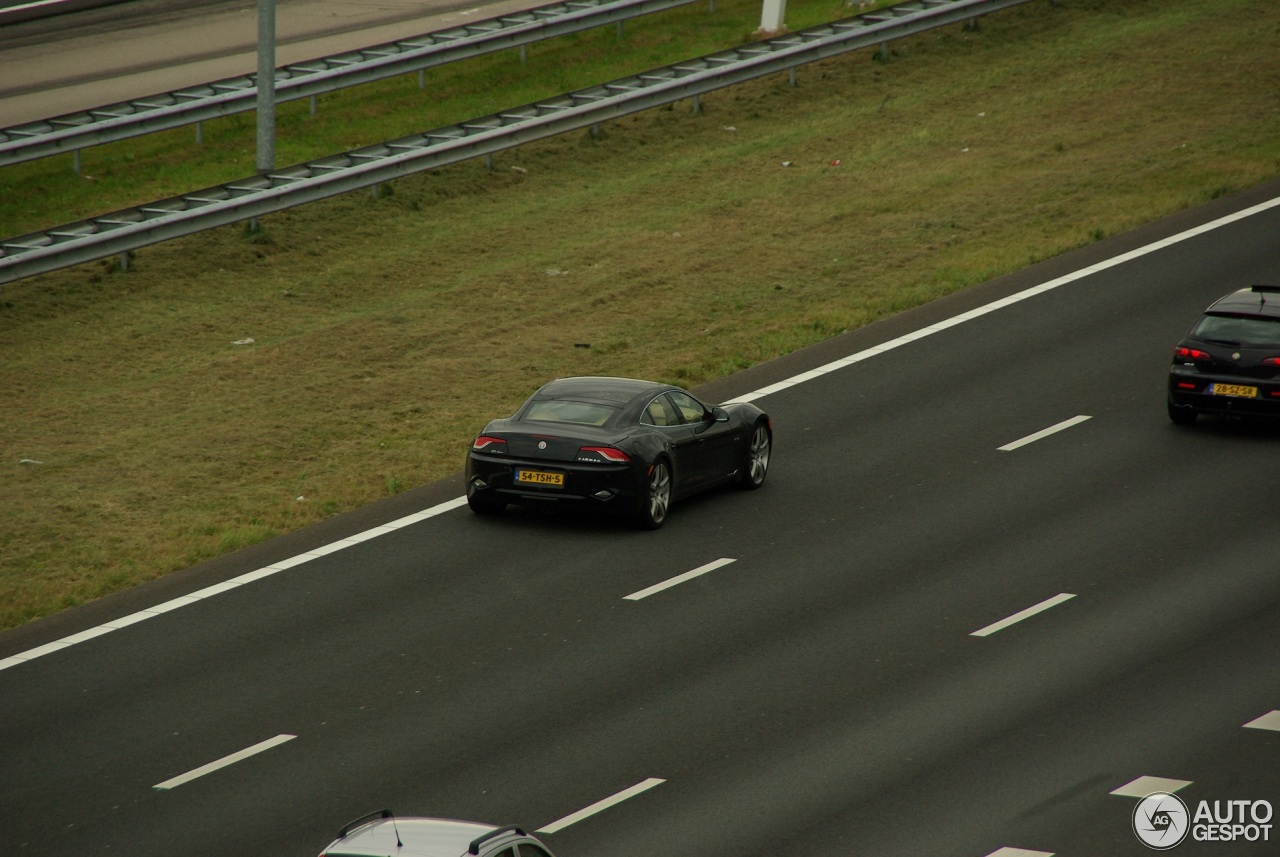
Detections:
153,734,296,790
536,778,665,834
623,558,736,601
970,593,1076,637
1243,710,1280,731
1111,776,1193,798
998,416,1092,452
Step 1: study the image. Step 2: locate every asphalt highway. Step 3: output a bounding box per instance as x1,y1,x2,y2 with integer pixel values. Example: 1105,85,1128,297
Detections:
3,177,1280,856
3,3,1280,856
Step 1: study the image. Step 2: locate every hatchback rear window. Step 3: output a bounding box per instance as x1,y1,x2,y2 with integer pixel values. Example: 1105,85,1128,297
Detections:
523,399,616,426
1192,313,1280,347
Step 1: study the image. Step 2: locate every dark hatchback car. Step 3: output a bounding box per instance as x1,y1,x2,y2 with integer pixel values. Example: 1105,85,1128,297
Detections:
465,376,772,529
1168,285,1280,424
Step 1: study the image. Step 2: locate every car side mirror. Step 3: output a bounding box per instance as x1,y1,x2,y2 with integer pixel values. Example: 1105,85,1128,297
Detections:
711,407,729,422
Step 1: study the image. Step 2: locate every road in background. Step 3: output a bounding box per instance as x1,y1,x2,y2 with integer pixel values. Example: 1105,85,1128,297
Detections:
0,0,548,126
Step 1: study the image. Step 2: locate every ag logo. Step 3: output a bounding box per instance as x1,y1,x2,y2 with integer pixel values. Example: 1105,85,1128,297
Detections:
1134,792,1190,850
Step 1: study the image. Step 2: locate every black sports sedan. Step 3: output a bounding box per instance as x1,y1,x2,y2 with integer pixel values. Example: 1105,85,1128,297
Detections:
465,376,772,528
1168,285,1280,424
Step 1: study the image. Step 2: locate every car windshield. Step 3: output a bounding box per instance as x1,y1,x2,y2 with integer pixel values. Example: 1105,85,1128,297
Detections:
523,399,617,427
1192,313,1280,347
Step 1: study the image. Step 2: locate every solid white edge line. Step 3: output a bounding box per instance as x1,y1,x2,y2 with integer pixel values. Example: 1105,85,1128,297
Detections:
153,733,296,790
0,496,468,673
971,593,1076,637
623,558,736,601
0,0,73,12
8,197,1280,671
998,415,1092,451
723,196,1280,406
536,777,666,834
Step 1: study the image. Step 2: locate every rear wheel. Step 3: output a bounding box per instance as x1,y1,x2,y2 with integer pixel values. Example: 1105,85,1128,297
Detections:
738,421,771,489
635,459,671,530
1167,398,1197,426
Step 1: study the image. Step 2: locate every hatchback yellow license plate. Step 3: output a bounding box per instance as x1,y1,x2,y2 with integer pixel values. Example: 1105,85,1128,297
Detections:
1212,383,1258,398
515,469,564,487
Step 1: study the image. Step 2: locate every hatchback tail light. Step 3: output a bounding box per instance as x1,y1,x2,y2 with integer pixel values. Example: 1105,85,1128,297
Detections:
577,446,631,463
1175,346,1212,361
472,436,507,452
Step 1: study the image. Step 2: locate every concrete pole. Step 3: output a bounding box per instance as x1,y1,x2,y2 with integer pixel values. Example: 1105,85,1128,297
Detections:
256,0,276,174
758,0,786,36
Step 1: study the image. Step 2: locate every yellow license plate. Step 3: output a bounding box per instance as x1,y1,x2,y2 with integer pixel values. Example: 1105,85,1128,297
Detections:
1212,383,1258,398
515,469,564,487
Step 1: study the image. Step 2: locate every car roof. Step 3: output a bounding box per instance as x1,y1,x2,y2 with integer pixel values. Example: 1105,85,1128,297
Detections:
533,376,671,405
1205,285,1280,319
320,815,509,857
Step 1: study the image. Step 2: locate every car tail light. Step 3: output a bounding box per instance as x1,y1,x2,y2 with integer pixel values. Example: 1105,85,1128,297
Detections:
472,435,507,452
1263,357,1280,366
1175,381,1200,390
1175,346,1212,361
577,446,631,463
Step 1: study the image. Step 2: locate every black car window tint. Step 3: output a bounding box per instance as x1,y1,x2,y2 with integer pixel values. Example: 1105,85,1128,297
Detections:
642,395,678,427
1195,314,1280,347
668,391,708,424
524,400,616,426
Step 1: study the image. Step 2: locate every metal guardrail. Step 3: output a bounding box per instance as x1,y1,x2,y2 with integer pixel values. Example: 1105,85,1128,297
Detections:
0,0,703,167
0,0,1037,286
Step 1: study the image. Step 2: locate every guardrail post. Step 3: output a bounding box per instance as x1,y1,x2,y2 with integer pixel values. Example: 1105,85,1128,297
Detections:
692,94,701,114
196,121,203,144
256,0,277,174
72,150,81,174
309,95,318,115
419,70,427,88
118,251,130,272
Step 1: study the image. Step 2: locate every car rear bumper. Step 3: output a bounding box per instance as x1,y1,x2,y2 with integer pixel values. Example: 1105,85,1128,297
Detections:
466,453,642,508
1168,371,1280,417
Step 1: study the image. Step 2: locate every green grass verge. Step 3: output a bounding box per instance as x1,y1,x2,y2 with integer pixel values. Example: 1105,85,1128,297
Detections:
1,0,1278,630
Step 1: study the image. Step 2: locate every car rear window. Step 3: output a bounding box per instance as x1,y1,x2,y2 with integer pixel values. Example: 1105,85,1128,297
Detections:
523,399,617,427
1193,313,1280,347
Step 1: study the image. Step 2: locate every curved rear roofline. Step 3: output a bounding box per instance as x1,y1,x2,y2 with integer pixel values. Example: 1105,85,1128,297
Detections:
534,376,669,404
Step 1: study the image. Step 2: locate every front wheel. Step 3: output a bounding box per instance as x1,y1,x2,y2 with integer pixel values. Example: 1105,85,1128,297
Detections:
635,459,671,530
737,421,771,489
